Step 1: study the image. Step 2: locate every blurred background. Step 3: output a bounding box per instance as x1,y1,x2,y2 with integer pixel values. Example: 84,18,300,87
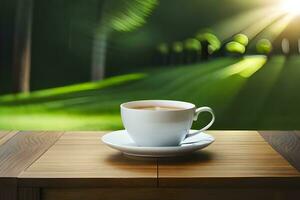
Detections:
1,0,300,130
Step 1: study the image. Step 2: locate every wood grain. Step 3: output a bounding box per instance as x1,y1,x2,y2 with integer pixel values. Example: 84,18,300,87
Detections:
43,188,300,200
19,132,157,187
0,131,18,146
0,131,63,177
0,132,19,200
0,129,297,199
259,131,300,172
158,131,300,187
0,131,12,141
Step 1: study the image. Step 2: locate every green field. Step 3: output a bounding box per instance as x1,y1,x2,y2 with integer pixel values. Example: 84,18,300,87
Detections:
1,55,300,130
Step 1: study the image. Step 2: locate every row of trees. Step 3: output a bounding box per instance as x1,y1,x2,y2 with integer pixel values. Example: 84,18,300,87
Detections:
225,34,272,55
156,31,221,65
156,31,273,66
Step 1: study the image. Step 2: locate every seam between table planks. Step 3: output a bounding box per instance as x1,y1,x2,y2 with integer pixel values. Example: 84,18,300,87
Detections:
259,130,300,173
0,131,19,146
0,131,65,178
0,131,21,200
0,131,64,200
20,131,66,173
294,130,300,141
18,131,158,188
157,131,300,188
1,131,298,189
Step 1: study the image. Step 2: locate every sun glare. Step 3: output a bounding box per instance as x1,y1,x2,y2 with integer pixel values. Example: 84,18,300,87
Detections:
279,0,300,15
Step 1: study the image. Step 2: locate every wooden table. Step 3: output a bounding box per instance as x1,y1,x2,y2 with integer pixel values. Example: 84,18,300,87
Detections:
0,131,299,200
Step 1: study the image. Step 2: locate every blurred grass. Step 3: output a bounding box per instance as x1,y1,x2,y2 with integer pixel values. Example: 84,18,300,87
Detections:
0,73,147,102
1,55,300,130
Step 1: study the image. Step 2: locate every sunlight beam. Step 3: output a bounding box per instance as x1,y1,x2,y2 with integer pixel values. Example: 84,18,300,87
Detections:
242,12,283,40
239,56,268,78
255,14,294,42
220,56,267,78
279,0,300,16
213,6,282,41
249,14,294,50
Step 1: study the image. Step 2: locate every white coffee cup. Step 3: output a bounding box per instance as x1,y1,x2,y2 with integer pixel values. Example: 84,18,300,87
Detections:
120,100,215,147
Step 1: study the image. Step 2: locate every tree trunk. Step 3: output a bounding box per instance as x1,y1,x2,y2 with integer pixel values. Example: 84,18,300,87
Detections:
12,0,33,93
91,31,107,81
91,0,107,81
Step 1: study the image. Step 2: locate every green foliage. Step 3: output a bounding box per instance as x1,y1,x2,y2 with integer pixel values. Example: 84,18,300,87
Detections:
196,28,214,35
208,45,217,55
104,0,158,32
172,41,184,53
196,32,221,53
157,43,169,54
226,41,246,54
233,34,249,46
256,39,272,54
184,38,201,51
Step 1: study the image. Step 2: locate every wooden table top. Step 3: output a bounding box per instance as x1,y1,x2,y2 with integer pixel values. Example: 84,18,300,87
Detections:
0,130,300,189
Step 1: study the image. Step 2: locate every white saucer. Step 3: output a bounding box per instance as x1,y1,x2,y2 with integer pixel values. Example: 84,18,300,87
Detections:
101,130,215,157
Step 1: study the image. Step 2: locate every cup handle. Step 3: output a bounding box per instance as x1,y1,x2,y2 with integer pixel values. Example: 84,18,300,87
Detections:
186,106,215,138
